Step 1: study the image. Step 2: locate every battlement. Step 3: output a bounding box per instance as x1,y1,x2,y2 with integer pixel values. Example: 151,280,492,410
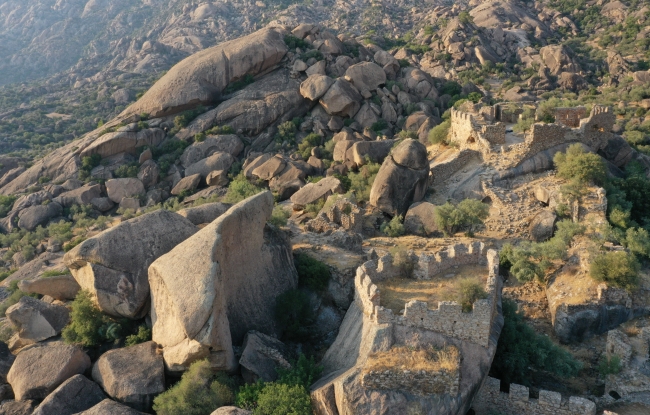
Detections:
472,377,596,415
354,243,500,347
554,106,587,128
449,109,505,153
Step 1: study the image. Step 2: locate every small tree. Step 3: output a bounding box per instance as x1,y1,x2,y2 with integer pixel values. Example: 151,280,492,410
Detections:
275,289,314,341
456,278,487,312
380,215,406,237
62,290,105,347
294,253,331,292
598,354,622,377
223,174,264,204
590,251,640,291
253,383,312,415
428,120,450,145
553,144,607,185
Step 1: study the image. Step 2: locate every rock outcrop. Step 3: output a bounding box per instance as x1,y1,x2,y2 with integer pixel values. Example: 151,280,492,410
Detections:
148,191,298,372
76,399,146,415
65,210,198,319
121,27,289,118
6,297,70,348
369,139,430,217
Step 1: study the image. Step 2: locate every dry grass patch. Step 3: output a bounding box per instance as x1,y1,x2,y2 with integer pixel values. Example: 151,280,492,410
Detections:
365,346,459,374
376,264,487,313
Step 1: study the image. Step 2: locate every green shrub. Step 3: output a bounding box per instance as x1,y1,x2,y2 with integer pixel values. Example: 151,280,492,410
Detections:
371,119,388,132
598,354,622,376
125,325,152,347
491,298,582,385
276,121,297,144
389,246,414,278
590,251,640,291
348,162,381,202
434,199,489,236
625,227,650,258
284,35,309,50
298,133,321,159
553,144,607,185
458,11,473,24
205,125,235,135
456,278,488,312
0,195,16,218
253,383,312,415
380,215,406,237
153,359,235,415
114,163,139,178
275,289,314,341
41,269,71,278
223,74,255,95
276,354,323,388
268,205,290,227
294,253,331,292
62,291,106,347
236,381,266,410
223,174,264,204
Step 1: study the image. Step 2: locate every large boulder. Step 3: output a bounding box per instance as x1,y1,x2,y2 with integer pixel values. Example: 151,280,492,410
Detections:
7,342,91,400
539,45,580,75
349,140,395,165
290,176,342,210
32,374,106,415
239,331,290,384
121,27,289,119
0,400,36,415
529,210,557,242
319,79,363,118
176,202,232,226
53,184,102,208
79,130,165,160
6,297,70,346
148,191,298,372
76,399,146,415
171,174,201,196
0,343,15,384
105,179,145,204
252,156,286,180
404,202,439,236
180,135,244,168
184,152,234,179
211,408,252,415
299,75,334,101
212,70,309,136
92,342,165,412
18,274,80,301
369,139,430,217
64,210,198,319
17,203,63,231
344,62,386,92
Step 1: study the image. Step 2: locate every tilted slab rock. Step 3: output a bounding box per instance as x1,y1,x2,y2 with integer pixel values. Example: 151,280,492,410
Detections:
120,27,289,119
7,342,91,401
180,135,244,168
75,399,146,415
0,400,36,415
79,129,165,159
92,342,164,412
184,152,234,179
18,274,80,301
148,191,298,372
344,62,386,92
300,75,335,101
64,210,198,319
239,330,290,383
33,374,106,415
176,202,232,226
17,202,63,231
290,176,342,210
369,139,430,217
105,178,145,204
6,296,70,345
53,184,102,208
319,79,363,118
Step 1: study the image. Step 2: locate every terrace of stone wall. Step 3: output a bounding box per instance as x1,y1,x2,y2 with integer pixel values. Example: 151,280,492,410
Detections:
472,377,596,415
354,243,500,347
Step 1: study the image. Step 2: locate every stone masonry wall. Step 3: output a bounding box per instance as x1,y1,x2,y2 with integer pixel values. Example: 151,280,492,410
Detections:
362,367,460,396
449,109,506,153
431,149,481,186
555,107,587,128
607,330,633,368
472,377,597,415
354,243,500,347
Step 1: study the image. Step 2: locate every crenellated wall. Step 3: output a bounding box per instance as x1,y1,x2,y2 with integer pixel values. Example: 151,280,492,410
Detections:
472,377,597,415
354,244,500,347
449,109,505,153
554,106,587,128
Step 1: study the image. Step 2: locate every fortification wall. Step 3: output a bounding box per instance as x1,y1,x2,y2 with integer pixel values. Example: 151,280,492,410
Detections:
472,377,597,415
580,105,616,150
482,123,506,144
430,149,482,186
362,367,459,396
354,244,500,347
607,330,633,368
449,109,479,148
555,107,587,128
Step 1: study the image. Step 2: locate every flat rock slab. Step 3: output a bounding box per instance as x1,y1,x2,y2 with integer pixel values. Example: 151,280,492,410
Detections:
176,202,231,226
75,399,146,415
6,296,70,344
290,177,342,210
7,342,91,401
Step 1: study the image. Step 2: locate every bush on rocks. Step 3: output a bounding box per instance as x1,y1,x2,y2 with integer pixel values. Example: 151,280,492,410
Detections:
294,253,330,292
153,359,235,415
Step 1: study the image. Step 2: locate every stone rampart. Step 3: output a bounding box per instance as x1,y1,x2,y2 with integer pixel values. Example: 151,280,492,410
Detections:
555,106,587,128
607,330,633,368
354,244,500,347
449,109,505,153
472,376,597,415
362,367,459,396
430,149,481,186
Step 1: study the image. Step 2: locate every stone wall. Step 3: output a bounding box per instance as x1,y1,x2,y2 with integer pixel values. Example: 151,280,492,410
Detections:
354,243,500,347
430,149,481,186
362,367,459,396
449,109,505,153
607,330,633,368
472,377,597,415
554,107,587,128
482,123,506,145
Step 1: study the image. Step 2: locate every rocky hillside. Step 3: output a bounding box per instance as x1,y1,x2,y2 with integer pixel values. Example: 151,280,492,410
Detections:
0,0,650,414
